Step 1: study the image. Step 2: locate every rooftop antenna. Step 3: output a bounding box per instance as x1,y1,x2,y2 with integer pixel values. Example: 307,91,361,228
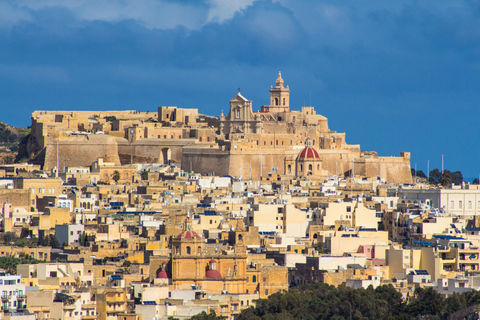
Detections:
442,154,444,174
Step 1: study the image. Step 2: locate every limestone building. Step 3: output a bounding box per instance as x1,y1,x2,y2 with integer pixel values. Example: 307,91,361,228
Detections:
25,73,412,184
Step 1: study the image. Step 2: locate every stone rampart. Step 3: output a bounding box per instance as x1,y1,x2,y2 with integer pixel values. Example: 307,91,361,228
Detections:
43,135,121,171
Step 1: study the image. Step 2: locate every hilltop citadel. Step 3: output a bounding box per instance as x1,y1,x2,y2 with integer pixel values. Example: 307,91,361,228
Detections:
28,73,412,184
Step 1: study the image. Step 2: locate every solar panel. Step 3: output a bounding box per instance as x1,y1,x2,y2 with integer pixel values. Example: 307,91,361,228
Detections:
111,275,122,280
415,270,429,275
143,301,157,305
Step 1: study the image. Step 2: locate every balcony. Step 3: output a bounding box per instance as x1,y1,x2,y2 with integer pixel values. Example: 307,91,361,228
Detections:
440,258,456,264
81,303,96,310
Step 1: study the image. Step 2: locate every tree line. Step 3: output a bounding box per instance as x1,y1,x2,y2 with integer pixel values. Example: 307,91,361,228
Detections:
412,168,464,186
185,283,480,320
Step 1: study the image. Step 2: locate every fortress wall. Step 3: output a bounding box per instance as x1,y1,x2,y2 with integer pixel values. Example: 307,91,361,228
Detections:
382,158,412,184
353,157,412,184
228,150,293,179
117,139,198,165
43,135,121,171
317,150,351,177
181,147,231,176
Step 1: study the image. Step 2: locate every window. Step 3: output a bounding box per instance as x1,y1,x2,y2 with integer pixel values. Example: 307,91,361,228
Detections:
252,275,256,283
459,201,463,209
451,201,454,208
186,246,191,255
346,206,351,212
469,201,473,209
265,289,269,295
308,164,312,171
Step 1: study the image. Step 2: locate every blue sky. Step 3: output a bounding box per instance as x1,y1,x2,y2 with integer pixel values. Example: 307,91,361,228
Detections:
0,0,479,178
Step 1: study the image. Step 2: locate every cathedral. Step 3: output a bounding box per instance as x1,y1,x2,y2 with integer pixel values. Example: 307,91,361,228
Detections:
182,73,412,183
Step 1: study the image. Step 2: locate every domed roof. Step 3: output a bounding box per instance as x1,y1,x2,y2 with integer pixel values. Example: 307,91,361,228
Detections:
157,270,170,279
176,230,201,239
206,259,221,278
206,269,222,278
298,146,320,159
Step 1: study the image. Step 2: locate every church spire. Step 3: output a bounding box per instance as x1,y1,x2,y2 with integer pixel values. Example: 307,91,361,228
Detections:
275,71,284,88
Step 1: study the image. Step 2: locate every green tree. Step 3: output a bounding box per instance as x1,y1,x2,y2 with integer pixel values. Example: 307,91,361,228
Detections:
141,169,149,180
2,232,17,243
429,168,442,184
473,178,479,185
441,171,451,187
80,232,88,246
49,235,60,249
112,170,121,183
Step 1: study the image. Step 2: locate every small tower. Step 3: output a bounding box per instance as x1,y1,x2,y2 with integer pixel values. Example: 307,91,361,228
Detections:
268,71,290,111
172,218,204,256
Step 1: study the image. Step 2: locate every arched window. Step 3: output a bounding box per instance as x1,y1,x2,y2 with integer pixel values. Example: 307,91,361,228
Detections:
186,246,191,255
252,275,257,283
317,164,320,170
283,98,286,105
236,109,240,119
287,164,291,173
308,164,312,171
275,98,279,105
197,246,201,255
300,164,303,171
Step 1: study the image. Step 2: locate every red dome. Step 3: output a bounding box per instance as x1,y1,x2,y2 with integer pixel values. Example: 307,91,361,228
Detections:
157,270,170,279
176,230,201,239
206,269,222,278
298,146,320,159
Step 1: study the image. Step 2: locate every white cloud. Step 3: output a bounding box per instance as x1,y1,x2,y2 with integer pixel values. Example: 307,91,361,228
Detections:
0,2,33,28
10,0,257,29
206,0,255,23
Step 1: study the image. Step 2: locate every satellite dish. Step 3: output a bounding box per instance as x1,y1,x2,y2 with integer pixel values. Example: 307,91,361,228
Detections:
130,129,135,134
234,145,237,150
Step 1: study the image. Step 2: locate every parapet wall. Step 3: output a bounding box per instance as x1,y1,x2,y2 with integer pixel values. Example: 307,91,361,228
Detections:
43,135,121,171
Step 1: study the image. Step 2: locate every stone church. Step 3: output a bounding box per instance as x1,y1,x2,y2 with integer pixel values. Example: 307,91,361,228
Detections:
182,73,412,183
